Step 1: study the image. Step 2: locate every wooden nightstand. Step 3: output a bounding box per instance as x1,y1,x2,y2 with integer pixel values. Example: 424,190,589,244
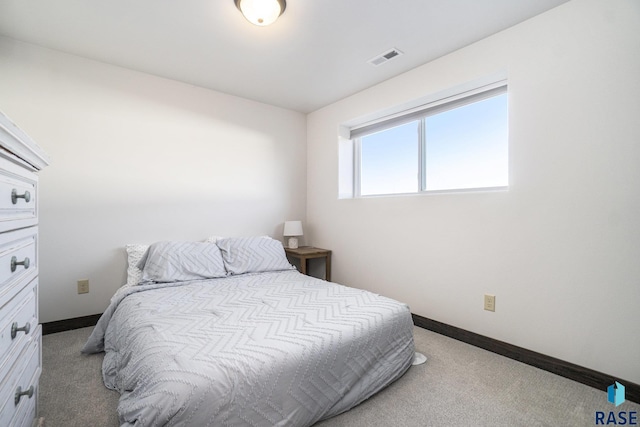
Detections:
285,246,332,282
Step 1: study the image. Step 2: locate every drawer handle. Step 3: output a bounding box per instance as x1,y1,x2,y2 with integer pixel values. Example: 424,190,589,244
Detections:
11,256,30,272
11,189,31,204
14,385,34,405
11,322,31,339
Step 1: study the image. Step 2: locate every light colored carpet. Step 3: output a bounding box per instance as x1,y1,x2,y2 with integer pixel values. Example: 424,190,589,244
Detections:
40,326,638,426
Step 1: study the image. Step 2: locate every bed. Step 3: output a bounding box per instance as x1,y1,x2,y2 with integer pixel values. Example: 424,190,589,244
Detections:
82,237,415,426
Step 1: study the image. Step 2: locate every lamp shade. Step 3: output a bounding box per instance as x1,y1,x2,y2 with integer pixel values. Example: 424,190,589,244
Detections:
283,220,303,236
234,0,286,26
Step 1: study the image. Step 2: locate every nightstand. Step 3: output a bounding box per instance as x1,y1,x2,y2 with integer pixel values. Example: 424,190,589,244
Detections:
285,246,332,282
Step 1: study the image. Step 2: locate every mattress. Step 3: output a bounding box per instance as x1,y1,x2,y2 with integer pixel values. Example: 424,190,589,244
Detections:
83,270,415,426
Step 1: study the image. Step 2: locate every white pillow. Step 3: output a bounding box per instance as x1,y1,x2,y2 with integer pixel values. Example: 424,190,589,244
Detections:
216,236,294,275
138,241,227,283
125,244,149,286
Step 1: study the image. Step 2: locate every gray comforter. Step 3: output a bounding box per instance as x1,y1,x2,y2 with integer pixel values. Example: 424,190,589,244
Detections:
83,270,415,426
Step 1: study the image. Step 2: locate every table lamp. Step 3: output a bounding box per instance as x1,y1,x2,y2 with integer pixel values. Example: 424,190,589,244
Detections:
283,221,303,249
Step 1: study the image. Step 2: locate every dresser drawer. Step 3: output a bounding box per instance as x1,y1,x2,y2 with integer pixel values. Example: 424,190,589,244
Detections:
9,378,36,427
0,278,37,369
0,228,37,309
0,155,38,233
0,325,41,427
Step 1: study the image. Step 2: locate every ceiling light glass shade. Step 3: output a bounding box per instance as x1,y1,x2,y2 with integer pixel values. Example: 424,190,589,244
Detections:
235,0,286,26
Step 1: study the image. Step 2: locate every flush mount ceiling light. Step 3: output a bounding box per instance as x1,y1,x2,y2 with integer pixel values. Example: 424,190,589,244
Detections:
234,0,286,26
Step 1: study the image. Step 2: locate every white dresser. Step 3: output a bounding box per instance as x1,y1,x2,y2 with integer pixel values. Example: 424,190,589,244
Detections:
0,111,49,427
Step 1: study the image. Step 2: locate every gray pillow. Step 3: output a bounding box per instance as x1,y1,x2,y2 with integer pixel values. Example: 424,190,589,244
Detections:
216,237,295,275
138,241,227,283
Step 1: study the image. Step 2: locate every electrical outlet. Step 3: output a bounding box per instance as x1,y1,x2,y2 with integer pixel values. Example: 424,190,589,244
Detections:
77,279,89,294
484,294,495,312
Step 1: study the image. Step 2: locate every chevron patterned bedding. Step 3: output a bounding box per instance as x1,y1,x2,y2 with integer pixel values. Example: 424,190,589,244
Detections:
83,270,415,426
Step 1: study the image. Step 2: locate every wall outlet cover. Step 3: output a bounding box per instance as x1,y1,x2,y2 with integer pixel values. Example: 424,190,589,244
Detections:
484,294,496,312
77,279,89,294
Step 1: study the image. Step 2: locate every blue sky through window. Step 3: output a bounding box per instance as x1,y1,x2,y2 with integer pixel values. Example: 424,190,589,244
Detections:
360,120,419,196
359,92,508,196
426,93,508,191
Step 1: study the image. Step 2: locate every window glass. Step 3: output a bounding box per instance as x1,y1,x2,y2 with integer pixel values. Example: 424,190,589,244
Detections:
425,93,508,191
352,86,508,197
360,120,420,196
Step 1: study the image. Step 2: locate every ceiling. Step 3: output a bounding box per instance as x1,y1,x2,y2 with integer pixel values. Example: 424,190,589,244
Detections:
0,0,569,113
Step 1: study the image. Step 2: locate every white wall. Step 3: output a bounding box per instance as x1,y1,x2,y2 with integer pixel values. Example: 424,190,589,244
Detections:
0,37,307,323
307,0,640,384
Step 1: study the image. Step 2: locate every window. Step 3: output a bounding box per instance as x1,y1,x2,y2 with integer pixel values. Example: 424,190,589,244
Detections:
346,83,508,197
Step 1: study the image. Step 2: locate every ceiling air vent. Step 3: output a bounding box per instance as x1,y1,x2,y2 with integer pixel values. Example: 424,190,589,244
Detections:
367,48,403,67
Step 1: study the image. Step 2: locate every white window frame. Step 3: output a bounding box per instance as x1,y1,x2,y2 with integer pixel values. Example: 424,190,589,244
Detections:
347,80,508,198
